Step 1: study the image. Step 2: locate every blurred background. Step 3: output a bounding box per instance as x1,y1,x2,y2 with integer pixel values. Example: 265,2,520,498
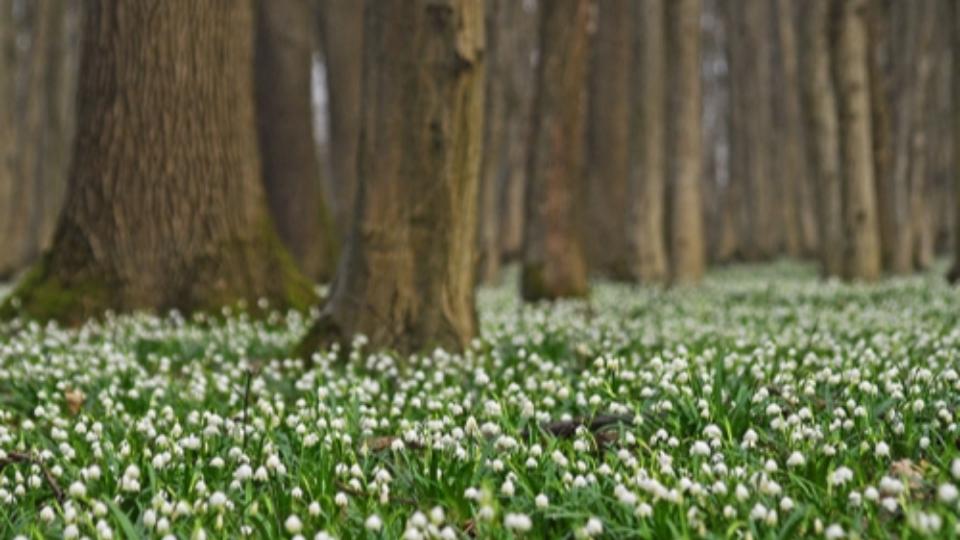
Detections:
0,0,956,285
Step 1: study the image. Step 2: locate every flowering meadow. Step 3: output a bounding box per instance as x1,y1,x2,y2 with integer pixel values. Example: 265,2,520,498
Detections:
2,263,960,539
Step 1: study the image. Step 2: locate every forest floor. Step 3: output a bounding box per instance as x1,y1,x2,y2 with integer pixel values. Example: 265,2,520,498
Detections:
1,262,960,539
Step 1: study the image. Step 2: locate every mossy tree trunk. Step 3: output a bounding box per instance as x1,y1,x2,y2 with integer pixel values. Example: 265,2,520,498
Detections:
585,0,632,280
255,0,337,282
800,0,844,278
667,0,706,284
629,0,668,283
2,0,314,323
834,0,882,281
521,0,591,301
318,0,363,243
299,0,484,355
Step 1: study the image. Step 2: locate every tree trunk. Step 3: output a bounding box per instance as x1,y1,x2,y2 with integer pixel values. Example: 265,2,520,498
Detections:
299,0,484,355
318,0,364,242
629,0,668,283
498,0,538,261
2,0,314,323
521,0,590,300
0,0,15,278
951,0,960,282
723,0,774,260
667,0,705,283
868,0,904,273
773,0,808,258
800,0,844,277
906,2,937,270
0,0,76,280
256,0,337,282
476,0,506,285
585,0,632,280
834,0,882,281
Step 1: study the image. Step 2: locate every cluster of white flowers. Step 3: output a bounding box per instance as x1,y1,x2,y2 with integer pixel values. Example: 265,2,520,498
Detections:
2,265,960,536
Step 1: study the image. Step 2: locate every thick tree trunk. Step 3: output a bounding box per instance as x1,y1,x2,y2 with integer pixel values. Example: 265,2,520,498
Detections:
667,0,706,283
498,0,538,261
2,0,314,323
801,0,844,278
476,0,506,285
521,0,590,300
629,0,668,283
773,0,807,258
834,0,882,281
256,0,337,282
318,0,364,242
585,0,632,280
299,0,484,355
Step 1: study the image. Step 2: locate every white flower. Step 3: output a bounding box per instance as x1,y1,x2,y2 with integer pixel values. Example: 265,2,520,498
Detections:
535,493,549,508
787,452,806,467
504,513,533,531
501,479,515,497
335,492,349,507
63,524,79,539
68,481,86,498
750,503,767,521
875,441,890,458
365,514,383,532
314,532,336,540
40,506,56,523
780,497,794,512
309,502,321,517
825,524,844,539
690,441,711,457
209,491,228,510
951,459,960,480
582,517,603,537
938,483,959,503
285,514,303,534
143,509,157,528
636,503,653,518
234,464,253,481
828,467,853,487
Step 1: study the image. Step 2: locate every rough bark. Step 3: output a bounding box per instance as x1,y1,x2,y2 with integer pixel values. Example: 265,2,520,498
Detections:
2,0,314,323
318,0,364,242
585,0,632,280
629,0,668,283
800,0,844,278
256,0,337,281
299,0,484,355
521,0,590,300
667,0,706,283
834,0,882,281
476,0,506,285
